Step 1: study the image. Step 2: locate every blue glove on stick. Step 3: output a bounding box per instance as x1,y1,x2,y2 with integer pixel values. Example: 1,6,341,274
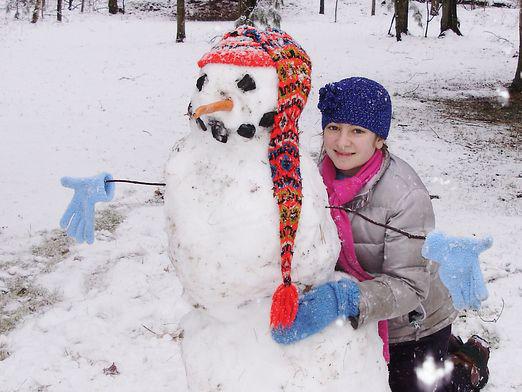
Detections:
60,172,115,244
422,231,492,310
271,278,360,345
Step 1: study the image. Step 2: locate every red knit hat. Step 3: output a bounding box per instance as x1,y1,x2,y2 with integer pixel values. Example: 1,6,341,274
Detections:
198,26,312,329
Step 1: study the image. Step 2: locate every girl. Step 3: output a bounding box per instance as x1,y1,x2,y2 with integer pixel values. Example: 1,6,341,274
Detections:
272,77,490,391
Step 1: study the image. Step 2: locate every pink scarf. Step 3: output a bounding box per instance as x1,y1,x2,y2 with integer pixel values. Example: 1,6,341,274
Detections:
320,149,390,362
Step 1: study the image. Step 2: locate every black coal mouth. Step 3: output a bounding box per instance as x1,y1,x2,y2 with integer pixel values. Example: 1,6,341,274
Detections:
194,117,259,144
188,102,275,144
208,119,228,143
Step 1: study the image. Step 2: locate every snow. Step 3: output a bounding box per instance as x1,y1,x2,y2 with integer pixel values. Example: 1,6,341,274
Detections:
0,1,521,391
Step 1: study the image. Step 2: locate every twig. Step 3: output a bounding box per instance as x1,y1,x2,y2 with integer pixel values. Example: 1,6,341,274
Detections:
478,298,504,323
388,14,396,36
402,84,420,96
106,179,166,186
142,324,159,335
327,205,426,240
428,125,442,139
483,31,514,46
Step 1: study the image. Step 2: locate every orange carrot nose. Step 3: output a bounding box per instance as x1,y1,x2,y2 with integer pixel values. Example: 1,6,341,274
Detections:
192,99,234,119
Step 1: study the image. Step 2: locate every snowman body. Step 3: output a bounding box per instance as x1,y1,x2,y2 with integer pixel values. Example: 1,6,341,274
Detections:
164,63,390,391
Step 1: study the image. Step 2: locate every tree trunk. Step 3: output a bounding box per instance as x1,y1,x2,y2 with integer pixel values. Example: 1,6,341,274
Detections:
68,0,72,10
31,0,42,23
440,0,462,36
238,0,257,22
176,0,186,43
108,0,118,14
319,0,324,14
57,0,62,21
394,0,409,41
510,1,522,92
371,0,376,16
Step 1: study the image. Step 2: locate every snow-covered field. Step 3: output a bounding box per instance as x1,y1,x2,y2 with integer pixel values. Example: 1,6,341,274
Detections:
1,0,521,390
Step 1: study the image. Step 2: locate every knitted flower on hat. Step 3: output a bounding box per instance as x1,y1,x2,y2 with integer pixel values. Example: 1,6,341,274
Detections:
198,26,312,329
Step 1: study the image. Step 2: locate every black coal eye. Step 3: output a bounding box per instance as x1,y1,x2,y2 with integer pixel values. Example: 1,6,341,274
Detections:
187,102,193,116
237,124,256,139
259,111,276,128
196,74,207,91
237,74,256,92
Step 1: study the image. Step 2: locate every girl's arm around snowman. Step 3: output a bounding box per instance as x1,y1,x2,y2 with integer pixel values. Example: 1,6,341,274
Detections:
355,185,435,328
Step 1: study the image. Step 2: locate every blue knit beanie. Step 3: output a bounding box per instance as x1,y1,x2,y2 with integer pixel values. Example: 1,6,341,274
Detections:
318,77,392,139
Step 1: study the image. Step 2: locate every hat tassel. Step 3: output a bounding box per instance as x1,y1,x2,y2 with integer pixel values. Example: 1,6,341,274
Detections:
270,281,298,328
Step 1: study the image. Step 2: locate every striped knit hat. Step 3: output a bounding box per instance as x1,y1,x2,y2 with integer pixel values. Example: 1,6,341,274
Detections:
198,26,312,329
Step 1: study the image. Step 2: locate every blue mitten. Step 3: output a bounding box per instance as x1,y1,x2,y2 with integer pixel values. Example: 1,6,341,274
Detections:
271,278,360,345
60,173,115,244
422,231,492,310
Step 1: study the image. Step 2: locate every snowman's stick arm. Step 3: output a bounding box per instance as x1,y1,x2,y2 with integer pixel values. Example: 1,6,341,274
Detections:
106,179,166,187
327,205,427,240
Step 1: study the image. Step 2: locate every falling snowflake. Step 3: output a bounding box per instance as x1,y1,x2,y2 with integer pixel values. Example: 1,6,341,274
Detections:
495,87,510,107
415,355,453,388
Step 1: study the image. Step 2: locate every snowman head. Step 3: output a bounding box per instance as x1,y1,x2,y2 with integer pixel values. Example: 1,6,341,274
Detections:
189,63,279,143
190,26,312,145
190,26,313,329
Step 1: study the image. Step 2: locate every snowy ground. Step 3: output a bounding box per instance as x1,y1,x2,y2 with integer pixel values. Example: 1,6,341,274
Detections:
0,0,521,390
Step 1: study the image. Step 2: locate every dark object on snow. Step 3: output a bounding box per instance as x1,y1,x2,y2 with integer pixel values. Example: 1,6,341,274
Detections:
209,119,228,143
237,123,256,138
450,335,491,389
259,111,276,127
196,118,207,131
196,74,207,91
103,362,120,376
237,74,256,91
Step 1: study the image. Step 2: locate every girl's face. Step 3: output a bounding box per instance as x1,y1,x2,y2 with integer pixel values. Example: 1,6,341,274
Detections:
323,123,384,176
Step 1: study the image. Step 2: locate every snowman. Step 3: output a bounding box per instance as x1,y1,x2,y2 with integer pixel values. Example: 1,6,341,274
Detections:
163,26,390,391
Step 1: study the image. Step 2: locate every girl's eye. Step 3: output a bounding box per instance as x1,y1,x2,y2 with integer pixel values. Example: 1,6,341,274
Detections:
353,128,365,134
327,125,339,132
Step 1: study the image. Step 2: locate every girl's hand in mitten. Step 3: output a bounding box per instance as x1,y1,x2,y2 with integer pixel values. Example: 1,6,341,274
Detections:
60,172,115,244
271,279,360,345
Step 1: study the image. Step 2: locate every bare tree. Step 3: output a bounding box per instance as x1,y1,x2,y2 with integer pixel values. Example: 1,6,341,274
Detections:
320,0,324,14
109,0,118,14
510,0,522,92
238,0,257,24
394,0,409,41
57,0,62,21
31,0,42,23
249,0,282,28
440,0,462,36
371,0,375,16
176,0,186,43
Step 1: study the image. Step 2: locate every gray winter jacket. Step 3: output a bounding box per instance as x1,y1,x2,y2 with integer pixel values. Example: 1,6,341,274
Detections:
345,149,458,344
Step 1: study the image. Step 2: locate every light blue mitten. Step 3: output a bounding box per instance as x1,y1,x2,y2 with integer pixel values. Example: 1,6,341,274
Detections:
60,173,115,244
422,231,492,310
271,278,360,345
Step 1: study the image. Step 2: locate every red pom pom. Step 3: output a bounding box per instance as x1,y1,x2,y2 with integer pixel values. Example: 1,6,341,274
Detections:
270,283,299,328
